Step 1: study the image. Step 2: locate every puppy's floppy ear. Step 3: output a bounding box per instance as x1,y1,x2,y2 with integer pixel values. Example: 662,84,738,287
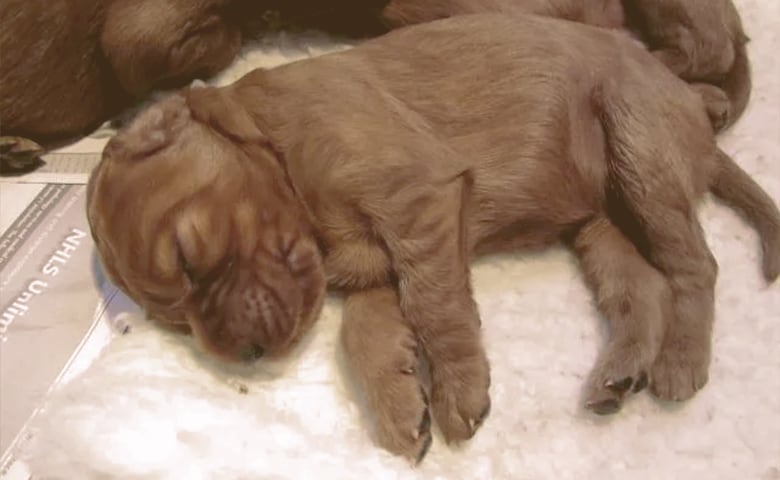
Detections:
185,86,266,144
103,93,192,162
89,92,192,238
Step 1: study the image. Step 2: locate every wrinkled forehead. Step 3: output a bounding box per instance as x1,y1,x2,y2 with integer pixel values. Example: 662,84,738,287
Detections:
88,94,238,205
89,141,246,261
86,102,235,282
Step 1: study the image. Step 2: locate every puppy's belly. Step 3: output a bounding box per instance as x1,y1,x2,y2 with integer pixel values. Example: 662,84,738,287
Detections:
455,122,605,256
467,188,597,256
471,219,572,256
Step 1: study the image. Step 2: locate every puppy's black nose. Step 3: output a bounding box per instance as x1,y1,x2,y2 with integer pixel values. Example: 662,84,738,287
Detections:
240,344,265,362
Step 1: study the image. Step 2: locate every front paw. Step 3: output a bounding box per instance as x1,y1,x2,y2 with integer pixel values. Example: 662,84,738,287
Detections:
372,367,434,464
430,352,491,443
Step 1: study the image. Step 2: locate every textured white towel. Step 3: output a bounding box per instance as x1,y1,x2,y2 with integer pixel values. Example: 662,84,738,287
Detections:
19,2,780,478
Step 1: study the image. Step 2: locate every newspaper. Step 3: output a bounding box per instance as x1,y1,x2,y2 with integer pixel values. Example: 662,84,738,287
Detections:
0,181,137,478
0,150,105,186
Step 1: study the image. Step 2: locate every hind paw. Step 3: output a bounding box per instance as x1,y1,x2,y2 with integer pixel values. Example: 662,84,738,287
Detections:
693,84,732,132
584,341,653,414
650,337,710,402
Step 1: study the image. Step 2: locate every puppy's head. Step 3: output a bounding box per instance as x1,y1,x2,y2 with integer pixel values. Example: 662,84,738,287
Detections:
87,87,326,363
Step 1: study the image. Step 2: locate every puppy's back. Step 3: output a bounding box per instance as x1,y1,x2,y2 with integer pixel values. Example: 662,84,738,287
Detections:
311,14,688,139
238,14,710,253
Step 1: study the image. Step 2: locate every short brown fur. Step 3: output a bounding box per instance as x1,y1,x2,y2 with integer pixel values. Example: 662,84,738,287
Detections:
379,0,751,130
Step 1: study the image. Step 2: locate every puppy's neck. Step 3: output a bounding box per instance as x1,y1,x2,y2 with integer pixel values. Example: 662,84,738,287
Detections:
241,136,321,240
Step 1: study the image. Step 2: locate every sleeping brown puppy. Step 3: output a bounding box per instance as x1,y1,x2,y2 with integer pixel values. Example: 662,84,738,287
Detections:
379,0,751,131
86,14,780,463
0,0,252,172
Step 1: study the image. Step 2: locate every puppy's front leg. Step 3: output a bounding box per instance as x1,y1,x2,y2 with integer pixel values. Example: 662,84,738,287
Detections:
370,171,491,444
342,288,432,463
599,85,719,402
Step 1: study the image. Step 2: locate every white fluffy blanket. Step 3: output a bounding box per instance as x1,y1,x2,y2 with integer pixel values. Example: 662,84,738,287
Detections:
19,2,780,478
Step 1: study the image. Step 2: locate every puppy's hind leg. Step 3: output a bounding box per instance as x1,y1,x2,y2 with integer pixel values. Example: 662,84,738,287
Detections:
645,216,717,402
341,287,433,464
572,216,667,414
596,85,719,402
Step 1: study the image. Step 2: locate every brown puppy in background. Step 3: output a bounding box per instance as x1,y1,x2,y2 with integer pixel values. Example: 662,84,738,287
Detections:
0,0,398,173
381,0,624,29
86,14,779,462
622,0,751,130
0,0,750,172
0,0,246,171
379,0,751,131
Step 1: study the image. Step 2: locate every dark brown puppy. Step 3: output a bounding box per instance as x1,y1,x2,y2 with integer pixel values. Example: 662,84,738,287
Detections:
379,0,751,131
86,14,779,462
269,0,394,37
381,0,624,29
0,0,401,173
0,0,247,171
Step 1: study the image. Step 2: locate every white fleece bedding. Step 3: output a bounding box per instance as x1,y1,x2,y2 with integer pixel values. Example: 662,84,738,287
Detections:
16,1,780,478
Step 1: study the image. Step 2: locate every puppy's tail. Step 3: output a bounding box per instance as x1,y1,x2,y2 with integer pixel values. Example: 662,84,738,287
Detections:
710,149,780,282
592,75,778,283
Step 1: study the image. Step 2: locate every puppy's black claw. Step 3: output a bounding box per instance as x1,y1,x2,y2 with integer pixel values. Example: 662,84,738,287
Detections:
415,433,433,465
605,376,634,394
418,409,431,435
466,401,492,437
420,386,429,406
587,398,622,415
633,372,649,393
478,402,491,424
414,345,423,359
